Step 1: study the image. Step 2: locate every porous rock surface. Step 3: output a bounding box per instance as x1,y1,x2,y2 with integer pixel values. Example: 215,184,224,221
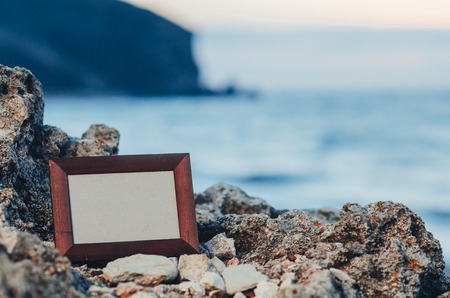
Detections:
0,228,89,297
197,199,450,297
0,65,119,241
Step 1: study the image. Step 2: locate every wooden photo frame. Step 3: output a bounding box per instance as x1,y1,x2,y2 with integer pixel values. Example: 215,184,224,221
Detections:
49,153,199,262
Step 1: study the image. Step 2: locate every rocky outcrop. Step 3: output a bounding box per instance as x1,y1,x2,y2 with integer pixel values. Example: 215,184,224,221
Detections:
0,65,119,241
0,0,204,95
197,198,450,297
0,228,89,297
195,183,281,220
0,64,449,297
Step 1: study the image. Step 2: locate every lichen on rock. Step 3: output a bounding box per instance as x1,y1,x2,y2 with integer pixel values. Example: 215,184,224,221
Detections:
198,200,450,297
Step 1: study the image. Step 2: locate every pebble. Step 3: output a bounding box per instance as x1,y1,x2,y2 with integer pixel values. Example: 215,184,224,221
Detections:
254,280,279,298
178,253,212,282
200,271,225,291
103,254,178,286
222,264,268,295
204,232,236,259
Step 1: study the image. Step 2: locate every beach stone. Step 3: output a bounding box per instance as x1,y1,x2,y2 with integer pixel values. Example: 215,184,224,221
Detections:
178,253,213,282
277,285,302,298
115,282,144,297
200,271,225,291
195,183,279,221
88,285,115,297
210,256,226,273
103,254,178,286
254,280,278,298
204,232,236,259
177,281,205,296
82,124,120,155
0,227,89,297
129,291,159,298
222,264,268,295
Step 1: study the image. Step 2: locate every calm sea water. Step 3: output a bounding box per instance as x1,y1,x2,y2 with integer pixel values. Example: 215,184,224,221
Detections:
45,91,450,270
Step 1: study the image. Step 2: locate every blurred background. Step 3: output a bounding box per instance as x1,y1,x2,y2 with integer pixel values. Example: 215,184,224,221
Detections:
1,0,450,271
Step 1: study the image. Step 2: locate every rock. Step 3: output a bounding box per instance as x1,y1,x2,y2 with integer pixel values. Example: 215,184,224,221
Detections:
177,281,205,296
103,254,178,286
198,210,324,264
277,285,302,298
0,227,89,297
82,124,120,154
254,280,278,298
195,183,279,221
0,65,53,240
210,256,226,273
204,232,236,260
222,264,268,295
0,65,116,241
303,207,340,223
178,253,217,282
115,282,144,297
296,269,360,297
200,271,225,291
199,201,450,297
129,291,158,298
60,138,115,157
151,284,182,298
88,285,115,297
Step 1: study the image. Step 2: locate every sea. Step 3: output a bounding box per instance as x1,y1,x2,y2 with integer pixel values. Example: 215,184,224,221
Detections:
44,90,450,272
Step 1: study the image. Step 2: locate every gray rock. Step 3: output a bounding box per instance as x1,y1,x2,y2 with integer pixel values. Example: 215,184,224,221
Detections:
303,207,340,223
103,254,178,286
178,253,213,282
60,138,114,157
204,232,236,260
195,183,279,221
0,227,89,297
115,282,144,297
82,124,120,155
199,201,450,297
277,285,302,298
0,65,116,241
296,269,361,297
254,280,279,298
210,256,226,273
130,291,159,298
177,281,205,296
222,264,268,295
200,271,225,291
88,285,114,297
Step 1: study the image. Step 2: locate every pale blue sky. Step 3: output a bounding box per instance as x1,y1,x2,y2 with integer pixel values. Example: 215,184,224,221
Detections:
123,0,450,30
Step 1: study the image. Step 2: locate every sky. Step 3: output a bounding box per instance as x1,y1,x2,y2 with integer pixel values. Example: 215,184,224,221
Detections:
121,0,450,91
123,0,450,31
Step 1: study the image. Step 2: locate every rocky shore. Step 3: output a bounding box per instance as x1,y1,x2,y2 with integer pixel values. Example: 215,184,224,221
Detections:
0,64,449,297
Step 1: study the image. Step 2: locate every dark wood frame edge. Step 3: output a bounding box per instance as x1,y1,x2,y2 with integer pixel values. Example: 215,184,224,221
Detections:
49,154,199,262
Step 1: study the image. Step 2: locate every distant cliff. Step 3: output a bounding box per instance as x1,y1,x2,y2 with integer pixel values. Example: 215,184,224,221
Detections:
0,0,205,95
